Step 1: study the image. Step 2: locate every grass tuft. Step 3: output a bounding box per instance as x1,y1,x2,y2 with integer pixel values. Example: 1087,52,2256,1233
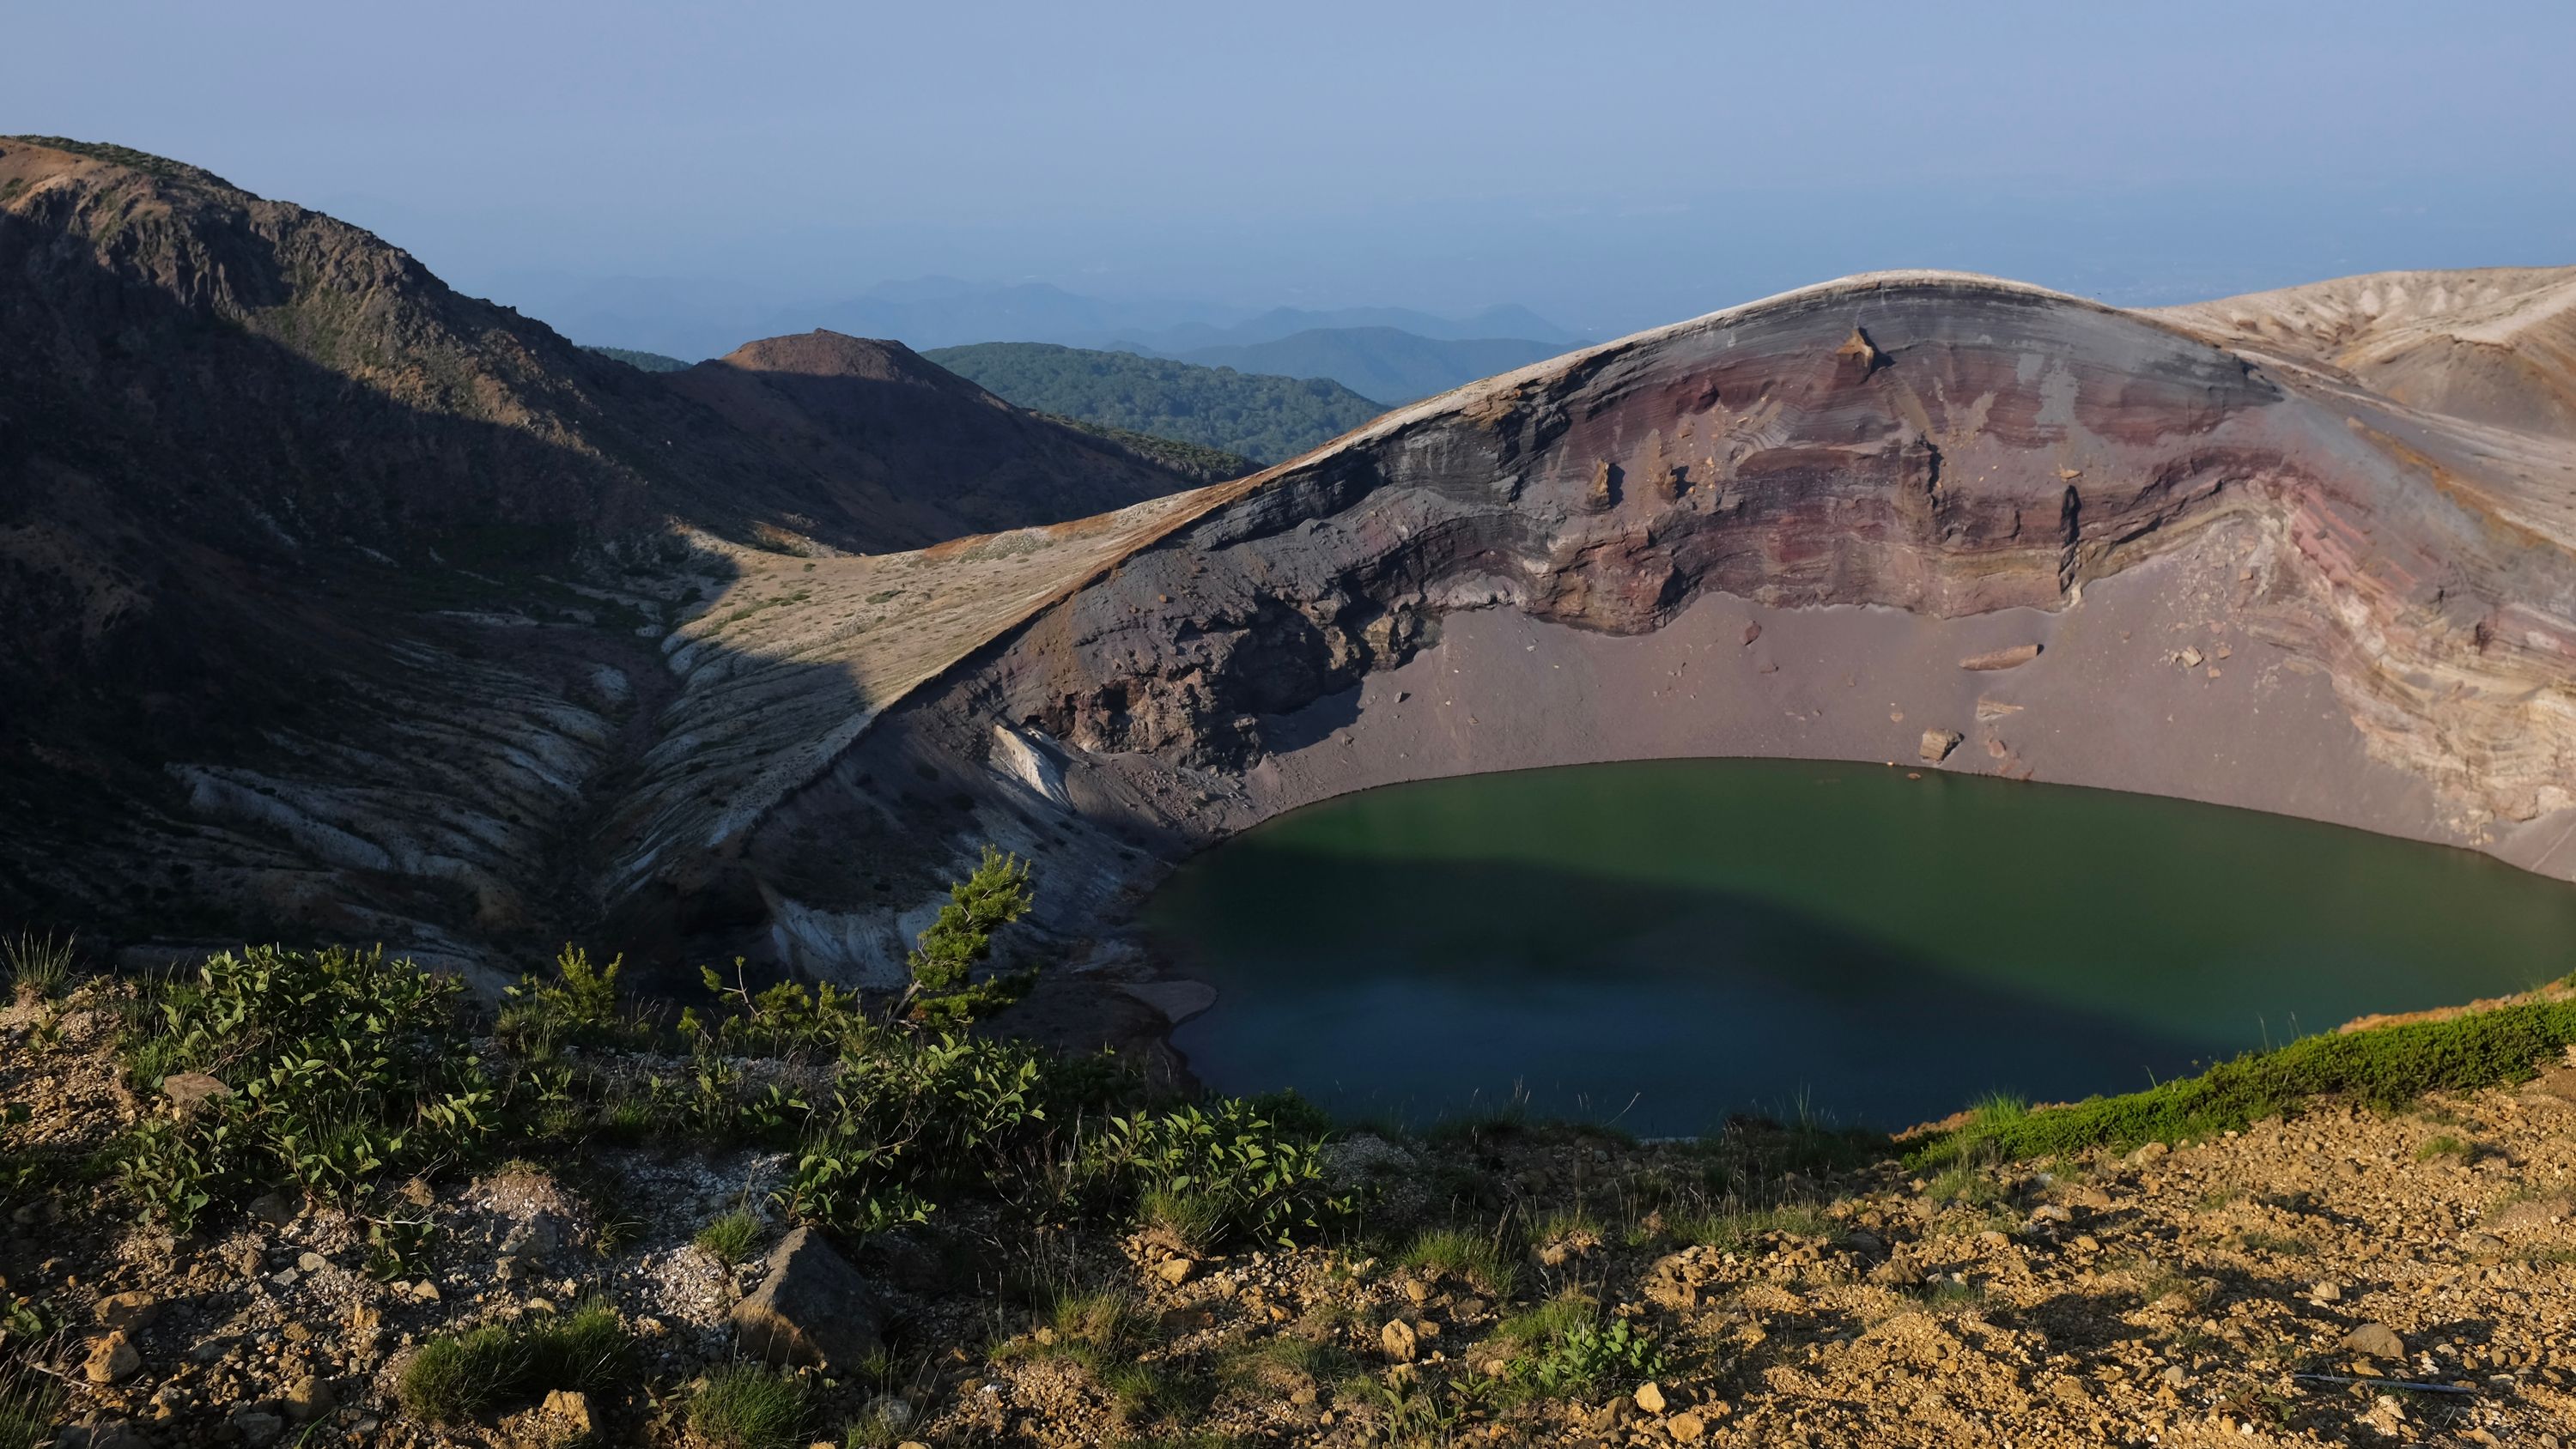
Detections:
695,1208,765,1264
0,1361,63,1449
397,1300,630,1422
2,933,73,1003
1399,1226,1516,1296
688,1361,811,1449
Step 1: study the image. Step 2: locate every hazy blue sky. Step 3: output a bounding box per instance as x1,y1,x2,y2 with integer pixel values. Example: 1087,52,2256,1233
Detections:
14,2,2575,340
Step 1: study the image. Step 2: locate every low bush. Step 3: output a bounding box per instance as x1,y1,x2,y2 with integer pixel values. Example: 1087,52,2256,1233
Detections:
1503,1307,1668,1398
116,945,495,1233
1915,998,2576,1167
1084,1098,1348,1249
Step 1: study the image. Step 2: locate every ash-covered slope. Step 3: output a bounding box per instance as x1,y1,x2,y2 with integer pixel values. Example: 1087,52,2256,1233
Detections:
2158,265,2576,434
673,270,2576,992
0,136,1197,965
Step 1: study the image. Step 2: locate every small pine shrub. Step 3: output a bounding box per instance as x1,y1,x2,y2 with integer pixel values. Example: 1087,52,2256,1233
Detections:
902,846,1036,1028
688,1362,811,1449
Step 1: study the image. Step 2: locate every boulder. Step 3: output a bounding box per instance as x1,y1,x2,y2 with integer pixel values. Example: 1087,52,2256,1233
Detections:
1918,729,1963,763
84,1331,140,1384
539,1388,596,1436
730,1226,887,1368
228,1406,284,1448
1379,1318,1419,1362
284,1375,334,1422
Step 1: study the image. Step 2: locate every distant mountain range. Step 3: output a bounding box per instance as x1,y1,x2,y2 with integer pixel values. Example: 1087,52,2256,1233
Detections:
522,274,1580,367
1145,327,1568,405
925,343,1388,465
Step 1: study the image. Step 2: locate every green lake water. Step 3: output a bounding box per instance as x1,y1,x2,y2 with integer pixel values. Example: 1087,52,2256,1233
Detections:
1145,759,2576,1135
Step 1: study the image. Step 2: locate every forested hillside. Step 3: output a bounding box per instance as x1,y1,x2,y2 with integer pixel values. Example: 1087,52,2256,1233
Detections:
925,342,1387,465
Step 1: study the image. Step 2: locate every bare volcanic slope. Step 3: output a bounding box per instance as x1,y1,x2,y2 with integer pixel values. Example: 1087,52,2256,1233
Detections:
0,136,1199,963
2158,265,2576,435
619,268,2576,989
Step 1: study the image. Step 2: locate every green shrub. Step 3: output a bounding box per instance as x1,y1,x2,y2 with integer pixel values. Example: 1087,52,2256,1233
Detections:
397,1301,631,1422
769,1029,1053,1235
689,1362,811,1449
684,965,872,1058
1917,999,2576,1167
1506,1311,1667,1398
696,1208,765,1264
500,945,629,1053
1084,1098,1347,1249
112,945,495,1231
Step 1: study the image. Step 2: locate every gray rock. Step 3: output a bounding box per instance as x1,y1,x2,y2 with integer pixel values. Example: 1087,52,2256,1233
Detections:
2341,1321,2406,1360
228,1405,284,1447
245,1191,297,1227
501,1215,563,1260
729,1226,886,1368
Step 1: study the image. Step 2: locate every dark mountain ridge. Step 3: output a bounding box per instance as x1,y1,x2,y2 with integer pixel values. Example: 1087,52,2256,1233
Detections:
0,136,1198,958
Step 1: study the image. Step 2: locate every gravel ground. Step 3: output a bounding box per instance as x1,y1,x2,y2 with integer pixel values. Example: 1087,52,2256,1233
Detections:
8,993,2573,1447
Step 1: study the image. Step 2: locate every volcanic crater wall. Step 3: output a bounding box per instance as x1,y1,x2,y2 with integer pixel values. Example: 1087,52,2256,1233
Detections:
734,275,2576,986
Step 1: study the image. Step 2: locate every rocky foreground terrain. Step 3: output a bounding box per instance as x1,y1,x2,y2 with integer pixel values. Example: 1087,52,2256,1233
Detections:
6,949,2576,1449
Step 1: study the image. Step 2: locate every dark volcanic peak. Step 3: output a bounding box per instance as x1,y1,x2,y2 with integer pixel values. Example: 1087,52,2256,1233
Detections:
665,330,1198,548
0,138,1200,955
